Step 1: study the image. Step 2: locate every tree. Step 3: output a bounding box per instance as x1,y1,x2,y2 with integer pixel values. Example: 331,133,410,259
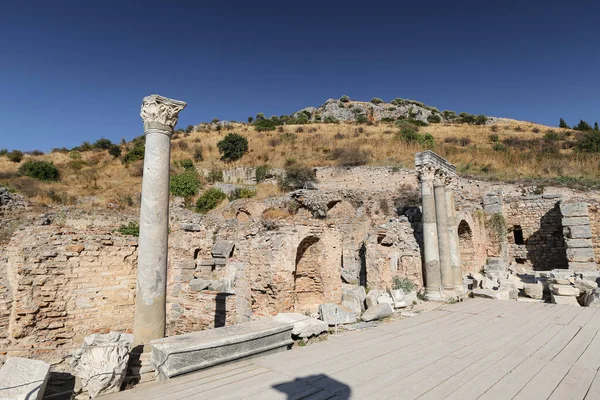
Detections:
185,125,194,133
247,116,253,123
339,95,350,103
217,133,249,162
574,119,593,131
196,188,227,213
7,150,23,163
279,164,316,191
559,118,569,129
595,122,599,131
18,160,60,181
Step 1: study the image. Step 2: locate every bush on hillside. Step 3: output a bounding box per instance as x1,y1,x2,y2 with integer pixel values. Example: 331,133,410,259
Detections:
370,97,383,105
108,145,122,158
169,170,201,197
255,165,271,183
207,167,223,183
395,125,434,148
217,133,248,162
116,221,139,237
0,149,7,156
442,110,457,120
279,164,316,191
393,184,421,214
229,187,256,200
559,118,569,129
122,139,145,165
178,159,195,171
339,95,350,102
196,188,227,213
489,133,500,143
7,150,23,163
576,131,600,153
18,160,60,181
427,114,441,123
193,146,203,162
355,114,369,124
574,120,593,131
330,147,371,166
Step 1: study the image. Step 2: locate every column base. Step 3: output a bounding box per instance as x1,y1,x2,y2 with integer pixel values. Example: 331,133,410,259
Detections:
124,345,156,388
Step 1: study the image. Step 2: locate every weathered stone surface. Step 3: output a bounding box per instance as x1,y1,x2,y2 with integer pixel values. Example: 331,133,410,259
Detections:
566,248,596,263
212,240,235,258
189,278,211,292
565,225,592,239
390,289,408,308
70,331,133,398
342,286,366,313
318,303,357,325
560,202,589,217
180,223,202,232
482,276,499,290
551,293,580,306
562,217,590,226
565,238,594,248
365,290,380,309
361,303,394,322
150,320,292,380
523,282,544,300
569,262,598,271
0,357,50,400
341,298,363,315
472,288,510,300
376,292,394,307
273,313,328,338
551,284,580,297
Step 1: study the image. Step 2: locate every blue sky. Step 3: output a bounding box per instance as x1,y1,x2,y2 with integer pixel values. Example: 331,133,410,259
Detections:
0,0,599,151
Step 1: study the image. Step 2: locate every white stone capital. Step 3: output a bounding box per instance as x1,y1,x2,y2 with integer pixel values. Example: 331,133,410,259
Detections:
140,94,187,134
434,170,447,187
444,175,458,190
417,164,436,182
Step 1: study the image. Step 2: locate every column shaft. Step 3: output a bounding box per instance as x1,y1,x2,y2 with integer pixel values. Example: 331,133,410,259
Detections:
420,173,442,299
434,181,454,291
445,187,463,292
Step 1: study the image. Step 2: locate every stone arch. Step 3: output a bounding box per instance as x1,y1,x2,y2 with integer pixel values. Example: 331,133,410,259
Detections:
236,209,251,223
458,219,476,271
293,236,325,313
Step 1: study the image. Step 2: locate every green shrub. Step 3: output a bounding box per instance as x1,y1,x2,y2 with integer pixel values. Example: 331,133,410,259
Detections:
442,110,457,120
7,150,23,163
108,145,122,158
193,146,203,162
196,188,227,213
217,133,248,162
169,170,201,197
574,120,593,131
280,164,316,191
493,143,507,152
395,126,434,147
339,95,350,102
255,165,270,183
280,132,297,144
544,131,561,142
0,149,7,156
475,115,488,125
370,97,383,105
122,143,145,165
178,159,194,171
559,118,569,129
380,117,395,124
92,138,114,150
330,147,371,166
324,116,339,124
116,221,139,237
489,133,499,143
392,276,415,293
390,98,406,106
18,160,60,181
427,114,441,123
356,114,369,124
253,118,278,131
576,131,600,153
230,187,256,200
207,167,223,183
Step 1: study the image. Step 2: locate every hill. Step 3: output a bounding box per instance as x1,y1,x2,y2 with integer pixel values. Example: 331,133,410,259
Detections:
0,98,599,209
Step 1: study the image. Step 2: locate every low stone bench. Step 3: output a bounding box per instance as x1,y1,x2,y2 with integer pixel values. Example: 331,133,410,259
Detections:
0,357,50,400
150,319,293,380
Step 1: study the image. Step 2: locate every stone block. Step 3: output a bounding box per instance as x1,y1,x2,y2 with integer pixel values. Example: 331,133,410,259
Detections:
560,202,589,217
319,303,357,325
70,332,133,398
564,225,592,239
361,303,394,322
551,293,580,306
180,223,202,232
197,258,215,266
562,217,590,226
189,278,211,292
389,289,408,308
377,292,394,307
550,270,575,280
565,238,593,248
550,284,580,297
273,313,328,338
569,262,598,271
567,248,595,263
472,288,510,300
523,281,544,300
0,357,50,400
212,240,234,258
482,276,499,290
150,320,293,380
341,298,363,315
365,290,380,309
213,258,227,267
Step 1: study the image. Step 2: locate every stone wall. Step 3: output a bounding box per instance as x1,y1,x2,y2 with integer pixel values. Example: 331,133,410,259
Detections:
589,201,600,265
504,195,568,270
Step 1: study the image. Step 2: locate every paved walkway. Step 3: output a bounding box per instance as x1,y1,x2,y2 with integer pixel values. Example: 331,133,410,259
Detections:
105,299,600,399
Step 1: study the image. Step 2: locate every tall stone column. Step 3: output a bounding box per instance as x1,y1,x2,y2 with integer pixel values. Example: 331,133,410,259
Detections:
445,176,463,292
434,170,454,292
134,95,186,346
417,165,442,300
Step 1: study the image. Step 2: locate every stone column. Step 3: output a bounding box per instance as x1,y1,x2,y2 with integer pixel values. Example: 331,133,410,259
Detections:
445,176,463,292
417,165,442,300
134,95,186,346
434,170,454,292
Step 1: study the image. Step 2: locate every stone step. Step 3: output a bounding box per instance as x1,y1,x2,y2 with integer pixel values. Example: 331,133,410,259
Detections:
0,357,50,400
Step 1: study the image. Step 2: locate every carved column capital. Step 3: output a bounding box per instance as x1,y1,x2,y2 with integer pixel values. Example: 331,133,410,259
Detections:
140,94,187,135
433,169,447,187
417,164,436,182
444,175,458,190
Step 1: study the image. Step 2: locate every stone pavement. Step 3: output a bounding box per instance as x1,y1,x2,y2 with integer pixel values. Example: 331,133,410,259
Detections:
104,299,600,399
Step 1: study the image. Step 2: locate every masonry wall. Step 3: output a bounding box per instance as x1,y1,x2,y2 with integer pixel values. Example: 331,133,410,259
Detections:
504,196,568,270
589,201,600,266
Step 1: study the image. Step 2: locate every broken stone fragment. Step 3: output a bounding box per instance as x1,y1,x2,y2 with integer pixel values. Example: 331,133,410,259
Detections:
361,303,393,322
211,240,234,258
472,288,510,300
551,293,580,306
365,289,380,309
273,313,328,338
523,281,544,300
550,284,580,297
318,303,357,325
389,289,408,308
180,223,202,232
189,278,211,292
376,292,394,307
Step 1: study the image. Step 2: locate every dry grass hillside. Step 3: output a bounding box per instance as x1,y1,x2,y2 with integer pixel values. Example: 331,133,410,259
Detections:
1,117,599,208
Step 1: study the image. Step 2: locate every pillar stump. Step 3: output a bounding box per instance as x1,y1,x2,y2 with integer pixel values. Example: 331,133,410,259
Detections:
134,94,186,347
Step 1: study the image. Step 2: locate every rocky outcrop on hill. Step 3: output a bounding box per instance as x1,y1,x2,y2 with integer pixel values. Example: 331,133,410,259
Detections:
0,185,27,213
293,98,443,124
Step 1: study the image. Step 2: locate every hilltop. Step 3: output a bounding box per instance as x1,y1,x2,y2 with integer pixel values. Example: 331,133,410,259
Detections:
0,97,599,209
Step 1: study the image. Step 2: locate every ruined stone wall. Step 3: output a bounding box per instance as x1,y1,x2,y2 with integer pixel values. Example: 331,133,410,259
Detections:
503,195,568,270
588,201,600,265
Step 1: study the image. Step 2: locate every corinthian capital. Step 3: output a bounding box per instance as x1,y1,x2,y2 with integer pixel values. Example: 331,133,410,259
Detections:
416,164,436,182
433,169,447,187
140,94,187,134
444,174,458,190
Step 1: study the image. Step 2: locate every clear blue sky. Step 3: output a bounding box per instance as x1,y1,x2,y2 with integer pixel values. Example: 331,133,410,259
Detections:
1,0,599,151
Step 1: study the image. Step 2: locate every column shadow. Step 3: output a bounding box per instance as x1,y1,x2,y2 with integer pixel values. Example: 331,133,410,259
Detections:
273,374,351,399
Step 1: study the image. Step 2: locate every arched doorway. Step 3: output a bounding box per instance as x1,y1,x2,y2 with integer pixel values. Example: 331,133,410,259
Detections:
458,220,476,272
294,236,325,313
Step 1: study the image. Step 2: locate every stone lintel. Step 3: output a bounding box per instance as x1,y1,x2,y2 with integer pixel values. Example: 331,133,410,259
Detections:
415,150,457,177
